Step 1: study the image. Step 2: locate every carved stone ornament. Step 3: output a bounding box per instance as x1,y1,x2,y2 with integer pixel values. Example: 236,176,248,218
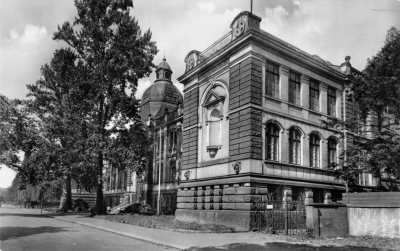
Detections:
233,16,246,37
233,161,241,174
184,50,201,73
184,170,190,180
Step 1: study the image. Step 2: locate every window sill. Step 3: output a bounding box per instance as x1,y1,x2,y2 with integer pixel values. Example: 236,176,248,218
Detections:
263,160,334,172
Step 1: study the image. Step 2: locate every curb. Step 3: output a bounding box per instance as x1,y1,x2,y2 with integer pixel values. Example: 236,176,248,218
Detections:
51,216,186,250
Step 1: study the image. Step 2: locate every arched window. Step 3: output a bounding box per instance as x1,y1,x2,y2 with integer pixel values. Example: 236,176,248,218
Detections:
266,123,279,161
289,128,301,164
208,109,220,146
309,134,320,167
328,138,337,165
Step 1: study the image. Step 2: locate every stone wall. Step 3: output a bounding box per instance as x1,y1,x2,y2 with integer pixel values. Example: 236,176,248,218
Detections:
176,184,269,230
306,204,348,237
344,192,400,238
229,57,263,161
182,87,199,169
176,185,268,211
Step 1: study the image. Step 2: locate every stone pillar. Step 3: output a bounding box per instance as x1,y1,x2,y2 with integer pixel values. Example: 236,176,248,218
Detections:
324,192,332,204
304,188,314,205
301,74,310,109
303,134,310,167
320,83,328,115
213,185,223,210
280,65,289,102
204,186,213,210
283,187,292,209
337,90,343,120
197,187,205,210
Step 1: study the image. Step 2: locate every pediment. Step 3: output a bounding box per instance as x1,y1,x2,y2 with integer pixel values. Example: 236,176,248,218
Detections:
203,90,224,107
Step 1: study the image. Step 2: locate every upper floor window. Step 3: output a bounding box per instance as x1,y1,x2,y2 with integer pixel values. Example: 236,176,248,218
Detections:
289,128,301,164
309,80,320,111
309,134,320,167
289,72,301,105
208,108,221,147
265,61,279,98
328,138,337,165
328,87,336,116
266,123,279,161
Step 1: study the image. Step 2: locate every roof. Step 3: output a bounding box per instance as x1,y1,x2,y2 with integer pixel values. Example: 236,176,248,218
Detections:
156,57,172,72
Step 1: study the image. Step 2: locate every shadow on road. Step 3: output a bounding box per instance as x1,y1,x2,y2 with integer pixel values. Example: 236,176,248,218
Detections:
187,242,380,251
0,226,73,241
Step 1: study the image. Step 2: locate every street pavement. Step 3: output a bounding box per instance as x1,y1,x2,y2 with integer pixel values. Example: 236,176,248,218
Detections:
0,204,381,251
0,205,173,251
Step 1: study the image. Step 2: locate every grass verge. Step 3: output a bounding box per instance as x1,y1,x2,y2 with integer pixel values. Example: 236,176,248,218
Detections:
95,214,235,233
276,234,400,251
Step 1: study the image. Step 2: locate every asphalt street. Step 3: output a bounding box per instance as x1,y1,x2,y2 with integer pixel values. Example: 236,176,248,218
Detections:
0,205,173,251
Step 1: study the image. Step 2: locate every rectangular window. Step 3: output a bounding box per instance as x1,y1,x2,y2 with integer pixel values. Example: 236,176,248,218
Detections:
328,87,336,116
265,61,279,98
309,80,320,111
289,72,301,105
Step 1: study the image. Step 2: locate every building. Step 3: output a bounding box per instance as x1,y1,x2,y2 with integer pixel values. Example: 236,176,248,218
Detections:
172,11,366,230
139,57,184,214
103,58,184,213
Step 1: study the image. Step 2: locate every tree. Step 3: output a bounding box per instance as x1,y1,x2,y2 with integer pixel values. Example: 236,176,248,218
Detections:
325,27,400,191
53,0,157,213
27,48,95,210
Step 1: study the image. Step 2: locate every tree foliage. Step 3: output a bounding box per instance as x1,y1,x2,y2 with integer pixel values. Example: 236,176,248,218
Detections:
325,27,400,191
53,0,157,213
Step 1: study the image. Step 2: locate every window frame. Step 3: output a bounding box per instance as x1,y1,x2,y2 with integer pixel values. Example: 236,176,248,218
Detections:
265,61,280,98
328,87,337,116
328,138,337,165
309,134,320,168
309,79,320,111
265,123,280,161
289,128,301,165
289,71,301,105
207,108,221,147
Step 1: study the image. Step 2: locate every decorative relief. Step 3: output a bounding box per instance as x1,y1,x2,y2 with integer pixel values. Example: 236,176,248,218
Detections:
233,161,241,174
233,17,246,37
184,170,190,180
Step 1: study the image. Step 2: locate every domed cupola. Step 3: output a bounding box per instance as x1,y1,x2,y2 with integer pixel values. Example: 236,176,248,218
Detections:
155,57,173,83
140,57,183,122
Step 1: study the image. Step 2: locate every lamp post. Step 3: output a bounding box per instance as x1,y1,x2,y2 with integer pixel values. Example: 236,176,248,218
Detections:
157,127,162,216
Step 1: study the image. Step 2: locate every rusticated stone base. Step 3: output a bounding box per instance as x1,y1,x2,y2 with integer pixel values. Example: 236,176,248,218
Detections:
175,209,252,231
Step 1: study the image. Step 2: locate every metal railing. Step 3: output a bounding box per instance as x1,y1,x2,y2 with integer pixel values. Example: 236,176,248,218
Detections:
251,200,306,235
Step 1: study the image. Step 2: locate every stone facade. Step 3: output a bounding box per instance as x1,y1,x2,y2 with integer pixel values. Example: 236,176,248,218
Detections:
173,11,369,230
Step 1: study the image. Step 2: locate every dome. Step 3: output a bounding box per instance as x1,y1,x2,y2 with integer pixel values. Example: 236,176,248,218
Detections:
140,80,183,121
157,57,172,72
142,81,182,104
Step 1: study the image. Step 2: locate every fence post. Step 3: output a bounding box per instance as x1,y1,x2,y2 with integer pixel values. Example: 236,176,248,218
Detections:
283,188,292,235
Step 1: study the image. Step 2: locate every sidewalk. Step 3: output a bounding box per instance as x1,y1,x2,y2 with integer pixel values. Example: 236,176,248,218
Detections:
24,208,288,250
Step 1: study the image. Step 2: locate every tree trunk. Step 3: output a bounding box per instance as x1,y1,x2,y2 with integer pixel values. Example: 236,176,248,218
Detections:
96,151,104,214
66,174,72,210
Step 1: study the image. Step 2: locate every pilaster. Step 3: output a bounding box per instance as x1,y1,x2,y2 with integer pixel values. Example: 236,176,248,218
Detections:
301,74,310,109
279,65,289,102
320,82,328,114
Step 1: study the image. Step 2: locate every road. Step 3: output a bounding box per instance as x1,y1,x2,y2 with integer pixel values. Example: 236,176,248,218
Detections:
0,205,174,251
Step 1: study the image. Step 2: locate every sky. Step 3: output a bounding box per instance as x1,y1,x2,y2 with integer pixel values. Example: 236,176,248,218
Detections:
0,0,399,188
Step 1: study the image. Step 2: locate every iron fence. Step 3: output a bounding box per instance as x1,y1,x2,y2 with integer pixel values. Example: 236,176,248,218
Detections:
251,199,307,235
